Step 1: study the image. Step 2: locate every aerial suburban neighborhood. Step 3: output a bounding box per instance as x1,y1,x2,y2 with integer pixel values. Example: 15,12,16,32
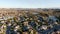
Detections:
0,8,60,34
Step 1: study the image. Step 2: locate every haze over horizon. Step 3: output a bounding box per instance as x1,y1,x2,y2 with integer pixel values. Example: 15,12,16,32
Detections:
0,0,60,8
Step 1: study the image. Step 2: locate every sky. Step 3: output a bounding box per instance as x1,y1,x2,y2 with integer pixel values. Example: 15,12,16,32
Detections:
0,0,60,8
